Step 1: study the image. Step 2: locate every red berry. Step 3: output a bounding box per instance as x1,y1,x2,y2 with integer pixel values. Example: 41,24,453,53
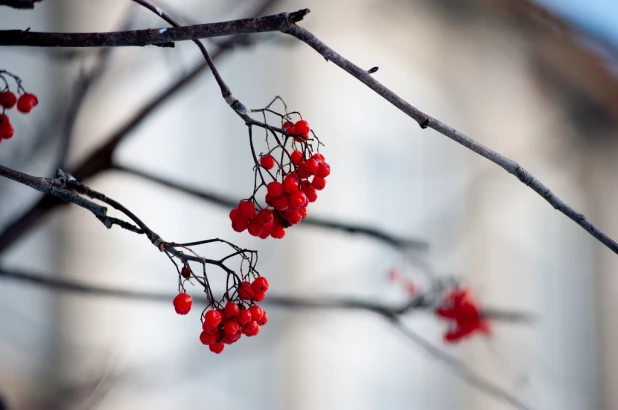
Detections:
311,176,326,190
253,291,266,302
294,120,310,136
204,309,222,328
317,162,331,178
173,293,192,315
224,301,240,320
288,190,308,209
260,155,276,170
282,120,294,130
223,320,240,335
238,281,254,300
224,331,242,344
283,175,299,194
248,221,263,237
271,195,289,211
290,150,303,165
302,185,318,202
252,277,269,293
242,321,260,337
296,163,312,179
257,311,268,326
209,342,225,354
200,331,217,345
231,216,248,233
299,207,308,218
0,91,17,109
229,208,239,221
249,305,264,321
286,211,302,226
270,224,286,239
267,181,284,197
0,114,14,140
304,158,319,175
238,309,252,325
16,93,38,114
257,209,274,227
180,266,191,279
312,153,325,162
238,200,256,221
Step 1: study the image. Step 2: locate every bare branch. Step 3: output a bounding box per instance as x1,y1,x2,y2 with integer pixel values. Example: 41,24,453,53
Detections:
0,0,42,9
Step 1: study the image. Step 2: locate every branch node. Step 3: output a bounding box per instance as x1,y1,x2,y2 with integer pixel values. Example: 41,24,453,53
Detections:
420,118,430,129
289,8,310,24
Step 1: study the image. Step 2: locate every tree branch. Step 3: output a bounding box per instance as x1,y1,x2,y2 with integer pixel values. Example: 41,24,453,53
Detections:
0,0,42,9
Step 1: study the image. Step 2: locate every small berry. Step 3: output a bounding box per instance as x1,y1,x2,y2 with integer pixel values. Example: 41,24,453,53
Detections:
304,158,319,175
252,277,270,293
270,224,286,239
248,221,263,237
0,91,17,109
317,162,331,178
200,331,217,345
209,342,225,354
231,216,248,233
282,120,294,130
311,176,326,190
249,305,265,322
267,181,284,197
302,185,318,202
242,321,260,337
257,209,274,227
204,309,222,328
238,281,254,300
173,293,192,315
238,200,257,221
180,266,191,279
296,163,312,179
286,210,302,226
223,320,240,336
229,208,239,221
238,309,252,325
16,93,38,114
290,150,303,165
224,301,240,320
294,120,310,137
288,190,308,209
312,153,325,162
271,195,289,211
257,311,268,326
283,175,299,193
260,155,276,170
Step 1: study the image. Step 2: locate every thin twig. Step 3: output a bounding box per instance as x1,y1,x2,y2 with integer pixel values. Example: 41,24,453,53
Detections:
0,0,42,8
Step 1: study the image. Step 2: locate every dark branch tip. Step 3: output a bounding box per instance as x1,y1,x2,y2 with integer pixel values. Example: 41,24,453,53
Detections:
367,66,379,74
289,8,310,24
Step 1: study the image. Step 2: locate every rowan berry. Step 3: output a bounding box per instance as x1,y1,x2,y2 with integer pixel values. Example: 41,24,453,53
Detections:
294,120,310,137
238,200,257,221
288,190,308,209
224,331,242,344
180,266,191,279
242,321,260,337
304,158,319,175
272,195,289,211
296,163,312,179
291,150,303,165
253,291,266,302
317,162,331,178
204,309,223,328
312,176,326,190
223,320,240,335
252,276,269,293
312,153,325,162
0,91,17,109
302,185,318,202
257,209,274,227
200,331,217,345
173,293,192,315
267,181,284,197
0,114,14,140
238,309,252,325
286,210,302,226
260,155,276,170
270,224,286,239
231,216,248,233
257,311,268,326
282,120,294,130
249,305,265,322
229,208,239,221
209,342,225,354
238,281,254,300
248,221,263,237
283,175,299,193
224,301,240,320
16,93,38,113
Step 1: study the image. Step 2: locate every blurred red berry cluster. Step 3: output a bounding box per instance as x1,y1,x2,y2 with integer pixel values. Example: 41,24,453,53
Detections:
0,91,37,141
435,287,491,343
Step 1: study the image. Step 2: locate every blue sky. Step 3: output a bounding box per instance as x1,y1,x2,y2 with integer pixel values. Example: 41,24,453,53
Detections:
534,0,618,44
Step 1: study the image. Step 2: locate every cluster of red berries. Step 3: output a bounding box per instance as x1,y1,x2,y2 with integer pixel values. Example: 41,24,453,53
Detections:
435,287,491,343
172,276,270,354
0,90,38,141
230,119,331,239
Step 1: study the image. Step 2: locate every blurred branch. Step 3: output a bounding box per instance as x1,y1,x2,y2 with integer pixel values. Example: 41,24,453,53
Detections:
0,0,42,8
0,266,533,410
389,317,531,410
112,163,428,251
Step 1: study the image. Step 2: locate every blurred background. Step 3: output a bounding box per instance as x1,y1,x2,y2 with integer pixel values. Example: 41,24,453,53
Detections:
1,0,618,409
